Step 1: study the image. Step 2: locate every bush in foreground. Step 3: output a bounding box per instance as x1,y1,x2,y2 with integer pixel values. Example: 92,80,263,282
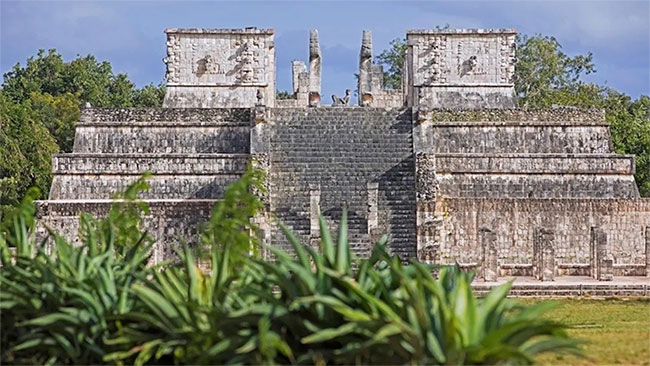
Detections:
0,170,580,365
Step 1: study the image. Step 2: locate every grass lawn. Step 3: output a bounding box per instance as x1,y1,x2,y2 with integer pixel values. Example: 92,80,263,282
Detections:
519,298,650,365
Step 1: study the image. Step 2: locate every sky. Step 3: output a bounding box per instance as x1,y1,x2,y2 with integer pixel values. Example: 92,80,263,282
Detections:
1,0,649,100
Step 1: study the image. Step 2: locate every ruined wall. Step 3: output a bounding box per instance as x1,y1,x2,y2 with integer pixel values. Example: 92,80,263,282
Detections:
413,109,612,154
357,30,404,108
267,108,416,258
37,200,215,263
406,29,517,109
417,198,650,277
163,28,276,108
417,153,639,199
40,107,253,262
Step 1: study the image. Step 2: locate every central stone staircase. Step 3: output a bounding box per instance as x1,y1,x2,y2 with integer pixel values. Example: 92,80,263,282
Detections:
268,107,417,258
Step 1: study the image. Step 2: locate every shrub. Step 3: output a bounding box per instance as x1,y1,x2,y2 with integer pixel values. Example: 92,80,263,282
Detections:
0,178,153,365
1,170,580,365
107,212,580,365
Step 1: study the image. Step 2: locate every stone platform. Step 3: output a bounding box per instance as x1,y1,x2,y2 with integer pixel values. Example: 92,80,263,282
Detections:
472,276,650,297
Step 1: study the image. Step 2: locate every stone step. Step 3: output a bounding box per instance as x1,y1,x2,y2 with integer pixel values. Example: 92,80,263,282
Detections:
49,174,243,200
415,120,612,154
73,124,250,154
52,153,250,175
268,108,416,259
79,107,251,123
36,199,218,262
429,153,636,175
435,173,640,199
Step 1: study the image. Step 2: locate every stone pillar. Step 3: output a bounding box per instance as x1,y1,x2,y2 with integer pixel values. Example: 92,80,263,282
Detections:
309,185,321,248
645,226,650,278
308,30,321,106
250,154,271,259
479,228,498,282
533,228,555,281
358,30,373,106
291,60,307,95
367,182,381,243
591,227,613,281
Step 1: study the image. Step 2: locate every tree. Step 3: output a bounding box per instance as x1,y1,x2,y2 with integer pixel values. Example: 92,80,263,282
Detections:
2,48,165,108
28,92,80,152
515,34,596,108
1,49,167,204
276,90,293,100
0,92,59,206
376,38,407,90
133,83,167,107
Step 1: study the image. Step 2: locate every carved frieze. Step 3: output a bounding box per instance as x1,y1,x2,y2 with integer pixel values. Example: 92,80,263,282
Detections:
412,32,515,86
165,33,271,86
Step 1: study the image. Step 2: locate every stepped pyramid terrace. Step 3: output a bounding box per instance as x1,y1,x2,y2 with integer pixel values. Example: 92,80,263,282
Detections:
37,27,650,296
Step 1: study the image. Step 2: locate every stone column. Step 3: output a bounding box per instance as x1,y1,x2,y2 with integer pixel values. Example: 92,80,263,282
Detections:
645,226,650,278
367,182,381,243
308,30,321,106
591,227,613,281
479,228,498,282
292,61,305,95
309,185,321,248
533,228,555,281
358,30,373,106
250,154,271,259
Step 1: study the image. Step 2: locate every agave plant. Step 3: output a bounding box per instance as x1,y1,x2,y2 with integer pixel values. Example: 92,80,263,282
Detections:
0,179,153,365
2,169,580,365
107,208,579,365
248,212,580,365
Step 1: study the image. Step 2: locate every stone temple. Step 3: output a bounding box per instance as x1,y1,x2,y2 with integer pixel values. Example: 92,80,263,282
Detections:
38,27,650,294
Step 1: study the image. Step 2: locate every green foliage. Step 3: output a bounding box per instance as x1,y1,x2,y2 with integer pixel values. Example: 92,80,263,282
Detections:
28,92,80,153
0,91,59,206
0,49,167,206
2,49,165,108
133,83,167,108
376,38,407,90
276,90,293,100
199,166,266,263
0,171,579,365
514,34,595,108
0,178,153,365
107,210,579,365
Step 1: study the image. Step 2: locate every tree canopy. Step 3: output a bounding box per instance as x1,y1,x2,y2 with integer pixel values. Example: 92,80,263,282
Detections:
1,49,166,207
374,34,650,196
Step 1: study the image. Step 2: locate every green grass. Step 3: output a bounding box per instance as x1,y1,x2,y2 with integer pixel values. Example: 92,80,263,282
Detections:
520,298,650,365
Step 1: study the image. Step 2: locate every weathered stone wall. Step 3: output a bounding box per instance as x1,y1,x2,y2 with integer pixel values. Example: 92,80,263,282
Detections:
163,28,276,108
430,153,634,174
50,174,242,200
416,153,639,199
53,154,249,175
414,109,612,154
36,200,216,263
73,108,251,154
74,125,249,154
405,29,517,109
417,198,650,276
40,107,252,261
268,107,416,258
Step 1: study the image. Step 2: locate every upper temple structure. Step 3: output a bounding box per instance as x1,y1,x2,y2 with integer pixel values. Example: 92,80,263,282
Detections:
38,27,650,294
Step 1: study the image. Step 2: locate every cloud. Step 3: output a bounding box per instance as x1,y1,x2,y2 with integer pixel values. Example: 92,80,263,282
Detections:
1,1,648,96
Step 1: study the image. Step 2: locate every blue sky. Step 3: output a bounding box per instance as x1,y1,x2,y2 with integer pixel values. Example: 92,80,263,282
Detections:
1,0,649,100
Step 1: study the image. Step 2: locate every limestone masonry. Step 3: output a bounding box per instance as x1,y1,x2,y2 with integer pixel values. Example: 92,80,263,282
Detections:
38,27,650,283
